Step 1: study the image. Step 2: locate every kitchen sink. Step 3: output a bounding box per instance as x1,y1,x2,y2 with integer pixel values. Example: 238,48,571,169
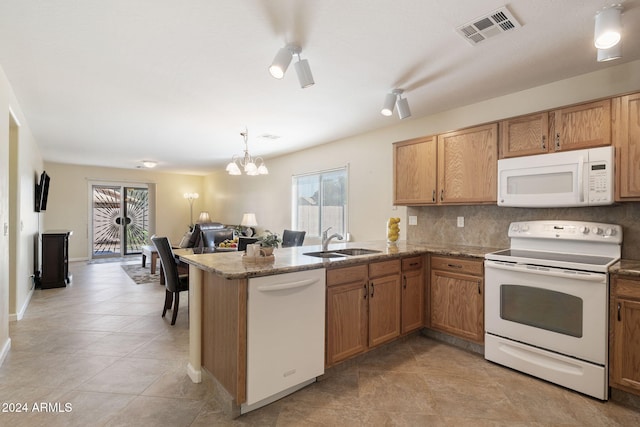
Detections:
303,248,382,258
303,251,349,258
332,248,381,256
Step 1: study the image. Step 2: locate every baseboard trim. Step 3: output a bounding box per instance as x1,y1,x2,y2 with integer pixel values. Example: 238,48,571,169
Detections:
9,287,34,322
0,337,11,367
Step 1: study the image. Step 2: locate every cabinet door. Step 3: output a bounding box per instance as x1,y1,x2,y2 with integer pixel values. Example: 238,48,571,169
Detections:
393,136,437,205
499,113,549,158
368,275,401,348
613,93,640,200
611,297,640,393
437,123,497,204
552,99,611,151
326,281,368,366
430,270,484,343
401,268,424,334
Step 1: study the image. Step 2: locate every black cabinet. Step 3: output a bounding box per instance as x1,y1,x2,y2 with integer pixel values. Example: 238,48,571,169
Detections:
41,230,72,289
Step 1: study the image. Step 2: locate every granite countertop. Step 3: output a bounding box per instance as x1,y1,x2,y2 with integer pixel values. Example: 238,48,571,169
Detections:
609,259,640,277
177,240,503,280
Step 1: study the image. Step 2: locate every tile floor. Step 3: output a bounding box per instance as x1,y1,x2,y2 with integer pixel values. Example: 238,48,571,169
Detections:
1,259,640,426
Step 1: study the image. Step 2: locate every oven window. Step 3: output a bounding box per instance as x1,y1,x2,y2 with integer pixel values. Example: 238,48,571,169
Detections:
500,285,583,338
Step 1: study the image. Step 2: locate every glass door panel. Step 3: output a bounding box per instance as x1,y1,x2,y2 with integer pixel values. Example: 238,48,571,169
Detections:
92,185,149,259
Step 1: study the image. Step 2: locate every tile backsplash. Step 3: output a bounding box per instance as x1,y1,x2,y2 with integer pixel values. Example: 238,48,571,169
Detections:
407,203,640,260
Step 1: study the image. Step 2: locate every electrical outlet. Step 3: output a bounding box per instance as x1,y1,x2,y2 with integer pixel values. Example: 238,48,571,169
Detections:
409,216,417,225
457,216,464,227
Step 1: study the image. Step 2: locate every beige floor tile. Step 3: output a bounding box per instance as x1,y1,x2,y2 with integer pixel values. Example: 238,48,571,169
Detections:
1,259,639,425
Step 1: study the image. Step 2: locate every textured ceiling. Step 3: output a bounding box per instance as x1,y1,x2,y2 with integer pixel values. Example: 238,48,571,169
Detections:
0,0,638,174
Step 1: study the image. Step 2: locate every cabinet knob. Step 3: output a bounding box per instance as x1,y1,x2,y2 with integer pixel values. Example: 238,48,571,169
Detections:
363,284,367,299
432,190,436,203
403,275,407,289
370,282,375,298
541,135,546,150
555,132,560,150
440,189,444,201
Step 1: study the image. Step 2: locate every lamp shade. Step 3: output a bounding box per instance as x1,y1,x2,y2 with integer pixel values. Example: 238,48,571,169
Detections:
295,58,315,88
594,6,622,49
269,47,293,79
381,93,396,116
241,213,258,227
396,96,411,120
197,211,211,223
597,42,622,62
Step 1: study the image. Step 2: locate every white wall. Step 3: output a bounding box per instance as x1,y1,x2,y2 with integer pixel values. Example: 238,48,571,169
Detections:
42,162,206,260
0,64,44,363
203,60,640,246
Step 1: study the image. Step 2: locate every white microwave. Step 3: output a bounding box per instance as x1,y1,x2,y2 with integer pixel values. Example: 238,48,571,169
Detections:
498,146,614,208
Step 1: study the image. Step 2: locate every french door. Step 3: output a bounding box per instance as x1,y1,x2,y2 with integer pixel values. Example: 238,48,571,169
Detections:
91,184,150,259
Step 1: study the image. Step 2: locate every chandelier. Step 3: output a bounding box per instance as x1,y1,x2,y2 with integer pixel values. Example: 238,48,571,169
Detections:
225,129,269,176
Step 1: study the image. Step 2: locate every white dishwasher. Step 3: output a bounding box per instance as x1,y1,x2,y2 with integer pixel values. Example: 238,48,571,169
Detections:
241,268,326,414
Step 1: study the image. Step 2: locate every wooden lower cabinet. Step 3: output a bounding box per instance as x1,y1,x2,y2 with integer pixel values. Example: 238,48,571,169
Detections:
610,275,640,395
429,255,484,343
326,259,405,366
401,256,425,334
326,278,368,365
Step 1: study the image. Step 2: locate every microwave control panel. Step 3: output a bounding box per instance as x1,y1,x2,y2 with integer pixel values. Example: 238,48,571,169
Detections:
588,162,612,204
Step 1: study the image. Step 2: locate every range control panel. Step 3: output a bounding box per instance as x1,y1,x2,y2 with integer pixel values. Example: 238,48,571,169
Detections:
508,220,622,244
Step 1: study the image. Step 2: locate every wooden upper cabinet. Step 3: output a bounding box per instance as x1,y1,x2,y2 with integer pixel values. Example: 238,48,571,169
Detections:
613,93,640,201
551,99,611,151
499,113,549,158
393,136,437,205
437,123,498,204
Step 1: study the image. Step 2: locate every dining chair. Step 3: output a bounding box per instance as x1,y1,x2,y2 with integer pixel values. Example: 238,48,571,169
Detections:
281,229,306,247
152,236,189,325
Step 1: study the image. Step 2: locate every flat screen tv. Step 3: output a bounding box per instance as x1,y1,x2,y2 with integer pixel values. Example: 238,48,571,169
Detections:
35,171,50,212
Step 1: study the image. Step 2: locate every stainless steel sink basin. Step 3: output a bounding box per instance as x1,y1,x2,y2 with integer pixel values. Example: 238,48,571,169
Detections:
333,248,381,256
303,251,348,258
303,248,382,258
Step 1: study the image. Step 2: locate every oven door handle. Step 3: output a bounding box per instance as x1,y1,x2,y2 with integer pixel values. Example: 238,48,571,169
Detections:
485,261,606,282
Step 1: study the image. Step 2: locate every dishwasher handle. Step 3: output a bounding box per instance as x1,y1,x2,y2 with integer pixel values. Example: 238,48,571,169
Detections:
256,278,319,292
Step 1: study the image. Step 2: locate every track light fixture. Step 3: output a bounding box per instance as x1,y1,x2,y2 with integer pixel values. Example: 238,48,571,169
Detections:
381,89,411,120
594,5,622,49
226,129,269,176
269,44,315,88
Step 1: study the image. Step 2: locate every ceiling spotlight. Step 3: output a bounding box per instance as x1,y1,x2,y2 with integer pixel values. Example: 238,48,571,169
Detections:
594,5,622,49
269,46,293,79
597,42,622,62
269,44,314,88
381,89,411,120
142,160,157,168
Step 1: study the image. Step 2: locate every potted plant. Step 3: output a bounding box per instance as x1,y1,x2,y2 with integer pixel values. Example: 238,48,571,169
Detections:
258,230,281,256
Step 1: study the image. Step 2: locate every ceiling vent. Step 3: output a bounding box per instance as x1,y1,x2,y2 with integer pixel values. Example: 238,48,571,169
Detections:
456,6,522,45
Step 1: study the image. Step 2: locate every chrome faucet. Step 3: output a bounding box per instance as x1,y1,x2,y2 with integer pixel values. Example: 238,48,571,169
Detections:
322,227,343,251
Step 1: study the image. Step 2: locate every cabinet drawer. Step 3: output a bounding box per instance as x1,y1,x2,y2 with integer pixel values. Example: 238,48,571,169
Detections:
613,276,640,300
327,264,368,286
369,259,401,279
430,255,482,276
402,256,423,271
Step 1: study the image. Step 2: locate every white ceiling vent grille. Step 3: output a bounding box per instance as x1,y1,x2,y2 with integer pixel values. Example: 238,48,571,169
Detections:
456,6,522,46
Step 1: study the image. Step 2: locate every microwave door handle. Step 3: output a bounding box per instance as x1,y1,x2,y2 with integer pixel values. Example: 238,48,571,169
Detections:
578,155,585,203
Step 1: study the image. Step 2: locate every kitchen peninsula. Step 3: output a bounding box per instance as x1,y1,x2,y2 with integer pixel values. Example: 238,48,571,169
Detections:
178,241,493,417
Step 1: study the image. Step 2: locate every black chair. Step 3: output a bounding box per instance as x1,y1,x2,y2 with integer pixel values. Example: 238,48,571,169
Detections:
152,236,189,325
238,236,259,251
202,228,235,250
282,230,306,247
